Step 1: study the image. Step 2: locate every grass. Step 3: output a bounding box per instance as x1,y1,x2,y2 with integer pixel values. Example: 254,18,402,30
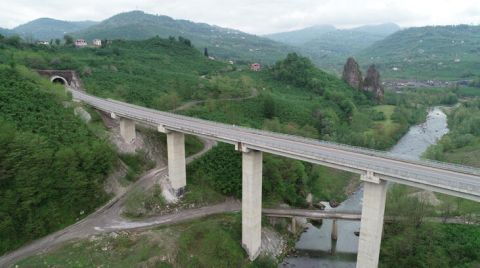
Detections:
373,105,397,132
308,165,360,202
456,87,480,98
16,214,279,268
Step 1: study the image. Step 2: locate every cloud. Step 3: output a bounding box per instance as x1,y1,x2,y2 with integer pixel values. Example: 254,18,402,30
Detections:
0,0,479,34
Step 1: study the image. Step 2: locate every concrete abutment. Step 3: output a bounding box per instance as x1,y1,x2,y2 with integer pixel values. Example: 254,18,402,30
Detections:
119,117,136,143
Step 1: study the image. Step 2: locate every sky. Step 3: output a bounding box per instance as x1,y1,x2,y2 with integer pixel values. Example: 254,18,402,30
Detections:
0,0,479,34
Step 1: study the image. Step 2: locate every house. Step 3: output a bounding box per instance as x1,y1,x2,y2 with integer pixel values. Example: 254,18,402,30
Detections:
250,63,261,71
36,41,50,45
75,39,87,47
92,39,102,47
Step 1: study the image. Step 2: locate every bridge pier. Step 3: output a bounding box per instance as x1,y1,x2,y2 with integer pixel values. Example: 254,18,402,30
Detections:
119,117,136,143
357,172,387,268
166,131,187,195
241,148,263,261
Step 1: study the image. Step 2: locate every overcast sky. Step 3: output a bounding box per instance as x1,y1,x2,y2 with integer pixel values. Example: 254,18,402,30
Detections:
1,0,479,34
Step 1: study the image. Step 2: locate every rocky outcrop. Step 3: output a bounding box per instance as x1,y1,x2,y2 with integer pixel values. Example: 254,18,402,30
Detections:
342,57,363,89
363,64,384,100
342,58,384,101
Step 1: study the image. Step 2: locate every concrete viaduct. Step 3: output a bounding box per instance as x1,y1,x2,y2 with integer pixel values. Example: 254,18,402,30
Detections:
64,86,480,267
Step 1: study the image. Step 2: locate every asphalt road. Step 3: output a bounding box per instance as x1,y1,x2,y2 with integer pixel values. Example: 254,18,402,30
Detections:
72,90,480,201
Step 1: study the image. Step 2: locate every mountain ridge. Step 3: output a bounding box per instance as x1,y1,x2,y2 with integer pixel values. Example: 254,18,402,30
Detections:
13,18,98,40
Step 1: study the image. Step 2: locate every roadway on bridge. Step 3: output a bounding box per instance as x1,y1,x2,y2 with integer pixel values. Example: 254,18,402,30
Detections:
72,90,480,202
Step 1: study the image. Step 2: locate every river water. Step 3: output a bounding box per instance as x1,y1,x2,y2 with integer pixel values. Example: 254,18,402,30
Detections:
281,107,449,268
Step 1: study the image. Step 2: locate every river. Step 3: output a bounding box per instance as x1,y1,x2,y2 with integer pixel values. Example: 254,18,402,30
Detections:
281,107,449,268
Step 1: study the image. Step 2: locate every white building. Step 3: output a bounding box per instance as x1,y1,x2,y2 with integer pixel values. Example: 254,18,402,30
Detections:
36,41,50,45
92,39,102,47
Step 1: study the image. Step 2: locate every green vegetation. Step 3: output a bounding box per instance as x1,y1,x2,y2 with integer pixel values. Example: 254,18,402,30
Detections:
16,214,278,268
0,65,115,255
380,98,480,267
425,98,480,167
0,36,249,109
13,18,97,41
186,143,358,207
381,221,480,267
119,150,154,182
177,53,426,207
73,10,292,64
358,25,480,80
381,185,480,267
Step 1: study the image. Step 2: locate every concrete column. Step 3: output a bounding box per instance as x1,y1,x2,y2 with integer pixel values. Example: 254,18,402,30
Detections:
242,149,263,261
331,219,338,241
119,117,136,143
357,179,387,268
167,131,186,194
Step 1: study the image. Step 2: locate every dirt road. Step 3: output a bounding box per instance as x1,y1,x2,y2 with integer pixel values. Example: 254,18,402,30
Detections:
0,138,241,267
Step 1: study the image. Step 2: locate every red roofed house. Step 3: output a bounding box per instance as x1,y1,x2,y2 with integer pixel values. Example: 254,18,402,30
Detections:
250,63,261,71
75,39,88,47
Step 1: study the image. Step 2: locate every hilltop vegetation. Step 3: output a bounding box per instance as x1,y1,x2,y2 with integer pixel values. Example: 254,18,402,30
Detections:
266,23,400,73
72,11,293,64
265,24,337,45
0,36,251,109
358,25,480,80
0,65,115,255
14,18,98,40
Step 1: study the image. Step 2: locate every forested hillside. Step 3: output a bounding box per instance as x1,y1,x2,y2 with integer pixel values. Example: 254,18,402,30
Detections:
0,65,115,255
265,23,400,72
358,25,480,80
72,11,293,64
14,18,98,40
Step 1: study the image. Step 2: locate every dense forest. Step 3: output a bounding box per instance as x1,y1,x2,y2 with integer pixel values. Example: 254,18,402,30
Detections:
0,65,115,255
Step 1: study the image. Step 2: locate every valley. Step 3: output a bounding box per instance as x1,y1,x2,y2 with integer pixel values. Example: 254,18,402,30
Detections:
0,7,479,268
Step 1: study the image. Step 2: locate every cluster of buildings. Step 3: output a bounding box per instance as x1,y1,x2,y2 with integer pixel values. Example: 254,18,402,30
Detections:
74,39,102,47
36,38,103,47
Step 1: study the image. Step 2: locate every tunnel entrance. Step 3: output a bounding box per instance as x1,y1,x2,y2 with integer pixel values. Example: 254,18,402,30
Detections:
50,76,68,86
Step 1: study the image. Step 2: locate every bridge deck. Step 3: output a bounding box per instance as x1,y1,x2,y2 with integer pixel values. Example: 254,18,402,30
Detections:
71,90,480,202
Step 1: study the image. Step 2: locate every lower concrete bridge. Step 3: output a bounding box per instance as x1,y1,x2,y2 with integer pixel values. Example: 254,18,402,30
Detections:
58,84,480,267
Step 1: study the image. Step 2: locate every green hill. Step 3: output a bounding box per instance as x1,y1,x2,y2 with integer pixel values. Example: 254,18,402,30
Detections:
264,24,336,45
73,11,294,64
13,18,98,40
265,23,400,73
357,25,480,80
0,27,14,36
0,65,115,255
301,29,392,73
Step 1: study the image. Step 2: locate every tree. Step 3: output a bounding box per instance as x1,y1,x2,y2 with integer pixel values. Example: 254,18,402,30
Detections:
54,39,60,46
263,94,276,119
204,47,209,57
63,35,73,46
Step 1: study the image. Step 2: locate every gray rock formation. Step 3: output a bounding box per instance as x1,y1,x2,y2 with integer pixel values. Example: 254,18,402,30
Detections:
363,64,384,100
342,57,363,89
